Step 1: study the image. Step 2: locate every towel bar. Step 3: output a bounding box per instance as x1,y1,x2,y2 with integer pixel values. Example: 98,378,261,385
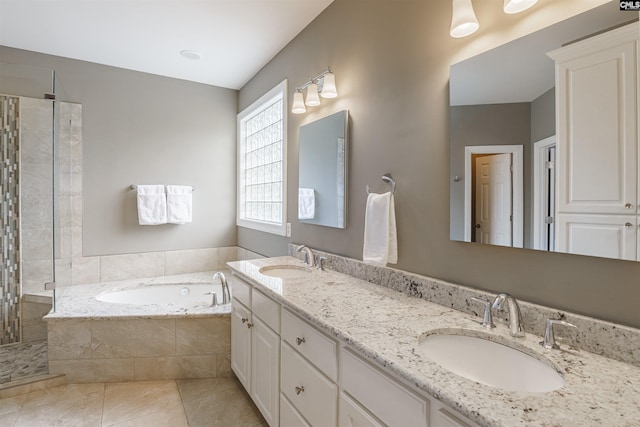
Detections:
130,185,195,191
366,174,395,195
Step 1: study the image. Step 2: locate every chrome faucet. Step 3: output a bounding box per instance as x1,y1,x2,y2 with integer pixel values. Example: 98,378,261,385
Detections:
296,244,315,267
540,319,576,349
492,293,524,337
213,272,231,305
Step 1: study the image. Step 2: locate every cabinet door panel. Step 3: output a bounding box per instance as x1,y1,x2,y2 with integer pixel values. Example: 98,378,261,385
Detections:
555,33,637,215
231,299,252,393
251,316,280,427
556,214,636,260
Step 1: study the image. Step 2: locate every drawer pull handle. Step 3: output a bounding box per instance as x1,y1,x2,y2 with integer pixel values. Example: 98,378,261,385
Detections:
295,386,305,395
241,317,249,324
247,322,254,329
296,337,306,345
626,222,633,229
626,203,633,209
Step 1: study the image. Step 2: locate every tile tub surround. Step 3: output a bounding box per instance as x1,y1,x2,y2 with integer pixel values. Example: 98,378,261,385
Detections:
44,272,233,383
288,244,640,367
228,256,640,427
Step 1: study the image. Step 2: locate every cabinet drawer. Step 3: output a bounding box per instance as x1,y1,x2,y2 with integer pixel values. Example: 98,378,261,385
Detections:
231,275,251,307
339,392,384,427
281,342,337,427
341,349,428,427
280,393,311,427
281,309,338,380
253,289,280,333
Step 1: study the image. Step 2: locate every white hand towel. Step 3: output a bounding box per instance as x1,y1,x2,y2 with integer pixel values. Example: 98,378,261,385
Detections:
363,192,397,266
136,185,167,225
167,185,193,224
298,188,316,220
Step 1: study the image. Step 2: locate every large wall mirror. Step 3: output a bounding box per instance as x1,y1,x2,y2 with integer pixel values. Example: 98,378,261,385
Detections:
450,2,638,260
298,110,348,229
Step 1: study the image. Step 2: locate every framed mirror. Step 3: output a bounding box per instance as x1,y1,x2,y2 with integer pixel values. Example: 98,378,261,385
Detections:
298,110,349,229
449,3,638,260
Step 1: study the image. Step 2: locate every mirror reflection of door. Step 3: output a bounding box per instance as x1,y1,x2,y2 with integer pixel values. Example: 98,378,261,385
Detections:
473,153,512,246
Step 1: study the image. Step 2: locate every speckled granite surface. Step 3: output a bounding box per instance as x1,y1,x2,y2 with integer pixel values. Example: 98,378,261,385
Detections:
228,256,640,427
287,245,640,367
44,271,232,320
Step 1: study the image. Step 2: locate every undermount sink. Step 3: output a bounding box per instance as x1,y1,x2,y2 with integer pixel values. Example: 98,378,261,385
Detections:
259,265,312,278
418,333,563,393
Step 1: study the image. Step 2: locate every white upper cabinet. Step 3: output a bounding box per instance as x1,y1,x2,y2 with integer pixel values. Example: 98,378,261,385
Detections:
550,23,638,215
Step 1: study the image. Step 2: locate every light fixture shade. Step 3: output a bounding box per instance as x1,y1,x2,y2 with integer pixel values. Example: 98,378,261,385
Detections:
450,0,479,38
292,91,306,114
320,73,338,98
305,83,321,106
503,0,537,14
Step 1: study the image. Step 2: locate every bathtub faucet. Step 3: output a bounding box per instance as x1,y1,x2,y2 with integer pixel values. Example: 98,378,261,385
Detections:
213,272,231,305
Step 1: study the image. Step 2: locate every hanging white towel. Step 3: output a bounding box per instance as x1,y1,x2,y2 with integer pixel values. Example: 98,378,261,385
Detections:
363,192,397,266
167,185,193,224
298,188,316,220
136,185,167,225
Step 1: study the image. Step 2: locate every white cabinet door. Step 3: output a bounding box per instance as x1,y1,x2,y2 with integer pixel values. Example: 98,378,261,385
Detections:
551,24,638,215
251,316,280,427
338,392,384,427
231,299,252,393
556,214,636,260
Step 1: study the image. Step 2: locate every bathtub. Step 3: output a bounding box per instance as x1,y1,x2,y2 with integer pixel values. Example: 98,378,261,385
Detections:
44,271,233,382
96,283,226,307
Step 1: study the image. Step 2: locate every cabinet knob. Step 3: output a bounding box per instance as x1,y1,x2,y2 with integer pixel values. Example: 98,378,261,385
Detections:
625,203,633,209
241,317,248,324
296,337,306,346
295,386,305,395
625,222,633,229
246,322,254,329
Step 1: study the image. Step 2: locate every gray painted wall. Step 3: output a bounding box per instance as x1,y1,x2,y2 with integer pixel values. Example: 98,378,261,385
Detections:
237,0,640,328
1,46,238,256
531,88,556,143
449,103,531,244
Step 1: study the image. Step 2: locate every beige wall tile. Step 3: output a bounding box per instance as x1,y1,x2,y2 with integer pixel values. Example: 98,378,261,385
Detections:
91,319,175,358
217,246,238,268
47,320,91,360
175,317,230,355
21,227,53,262
71,257,100,285
133,355,217,381
49,359,135,383
100,252,165,282
216,353,232,378
165,248,218,275
21,259,53,294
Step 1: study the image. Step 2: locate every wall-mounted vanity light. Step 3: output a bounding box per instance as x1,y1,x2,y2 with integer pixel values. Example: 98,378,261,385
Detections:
291,67,338,114
450,0,538,38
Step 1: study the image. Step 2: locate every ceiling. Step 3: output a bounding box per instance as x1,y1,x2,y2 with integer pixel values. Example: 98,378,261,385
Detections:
0,0,334,90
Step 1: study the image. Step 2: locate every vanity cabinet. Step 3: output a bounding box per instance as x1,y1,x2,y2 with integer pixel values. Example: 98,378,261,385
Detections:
230,277,280,427
231,272,478,427
550,22,639,258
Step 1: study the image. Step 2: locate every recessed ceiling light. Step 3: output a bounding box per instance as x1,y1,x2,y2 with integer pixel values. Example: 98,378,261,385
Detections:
180,50,201,60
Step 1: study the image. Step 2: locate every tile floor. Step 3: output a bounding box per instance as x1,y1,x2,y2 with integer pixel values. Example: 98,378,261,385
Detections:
0,377,267,426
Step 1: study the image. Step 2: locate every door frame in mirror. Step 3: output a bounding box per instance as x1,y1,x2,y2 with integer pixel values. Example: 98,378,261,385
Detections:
464,145,523,247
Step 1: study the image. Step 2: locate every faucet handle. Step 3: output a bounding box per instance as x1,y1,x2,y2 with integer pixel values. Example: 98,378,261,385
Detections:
469,297,496,329
317,256,328,271
540,319,576,349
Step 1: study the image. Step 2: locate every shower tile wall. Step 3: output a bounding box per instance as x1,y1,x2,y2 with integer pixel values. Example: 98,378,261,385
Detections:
0,96,21,345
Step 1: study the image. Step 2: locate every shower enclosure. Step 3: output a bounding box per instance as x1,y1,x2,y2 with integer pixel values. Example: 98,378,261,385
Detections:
0,62,75,385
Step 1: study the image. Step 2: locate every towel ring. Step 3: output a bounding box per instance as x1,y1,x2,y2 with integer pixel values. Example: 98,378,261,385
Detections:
366,173,396,195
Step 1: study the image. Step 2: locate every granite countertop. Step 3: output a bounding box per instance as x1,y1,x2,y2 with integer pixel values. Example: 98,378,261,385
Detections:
227,256,640,427
44,271,231,320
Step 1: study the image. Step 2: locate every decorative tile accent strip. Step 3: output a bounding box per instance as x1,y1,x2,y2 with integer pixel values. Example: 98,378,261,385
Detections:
0,96,21,345
288,244,640,366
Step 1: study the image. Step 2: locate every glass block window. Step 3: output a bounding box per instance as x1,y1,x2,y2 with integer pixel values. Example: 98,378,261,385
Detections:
237,80,287,235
